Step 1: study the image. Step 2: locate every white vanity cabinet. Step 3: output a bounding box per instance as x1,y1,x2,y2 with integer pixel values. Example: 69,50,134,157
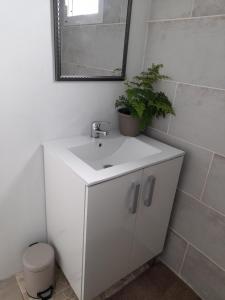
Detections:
130,158,183,271
84,170,142,300
83,158,183,300
44,135,184,300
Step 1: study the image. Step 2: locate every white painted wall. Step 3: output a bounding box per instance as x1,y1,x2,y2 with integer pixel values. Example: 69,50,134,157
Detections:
0,0,150,279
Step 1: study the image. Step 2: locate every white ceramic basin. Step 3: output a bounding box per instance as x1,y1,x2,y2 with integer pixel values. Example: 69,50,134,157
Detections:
69,136,161,170
44,132,184,186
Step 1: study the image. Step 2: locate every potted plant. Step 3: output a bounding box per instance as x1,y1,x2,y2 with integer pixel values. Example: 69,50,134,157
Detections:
115,64,175,136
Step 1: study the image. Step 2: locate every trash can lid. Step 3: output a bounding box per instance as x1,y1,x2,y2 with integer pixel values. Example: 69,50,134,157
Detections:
23,243,55,273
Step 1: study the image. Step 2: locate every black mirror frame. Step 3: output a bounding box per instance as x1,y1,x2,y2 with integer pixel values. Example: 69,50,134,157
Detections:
53,0,133,81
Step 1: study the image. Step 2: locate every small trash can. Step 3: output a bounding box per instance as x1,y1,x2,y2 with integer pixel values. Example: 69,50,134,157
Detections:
23,243,55,299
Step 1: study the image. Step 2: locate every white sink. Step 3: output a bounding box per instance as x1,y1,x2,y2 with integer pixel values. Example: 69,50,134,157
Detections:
69,136,161,170
43,132,184,186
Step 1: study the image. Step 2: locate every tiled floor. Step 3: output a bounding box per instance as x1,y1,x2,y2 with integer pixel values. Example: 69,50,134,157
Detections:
0,276,23,300
0,263,200,300
109,263,201,300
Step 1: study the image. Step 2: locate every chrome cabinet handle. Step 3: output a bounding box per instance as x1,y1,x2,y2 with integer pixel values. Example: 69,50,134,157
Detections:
144,175,156,207
129,183,140,214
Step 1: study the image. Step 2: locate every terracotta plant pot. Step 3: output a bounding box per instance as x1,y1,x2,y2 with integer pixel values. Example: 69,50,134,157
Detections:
118,109,140,137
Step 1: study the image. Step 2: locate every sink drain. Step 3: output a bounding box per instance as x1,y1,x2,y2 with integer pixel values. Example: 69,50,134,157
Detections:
103,164,113,169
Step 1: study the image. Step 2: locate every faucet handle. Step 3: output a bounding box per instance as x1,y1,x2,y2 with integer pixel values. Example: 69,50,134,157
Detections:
92,121,111,132
91,121,111,138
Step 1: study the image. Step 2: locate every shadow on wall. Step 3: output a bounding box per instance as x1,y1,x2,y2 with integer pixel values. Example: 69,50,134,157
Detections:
0,147,47,280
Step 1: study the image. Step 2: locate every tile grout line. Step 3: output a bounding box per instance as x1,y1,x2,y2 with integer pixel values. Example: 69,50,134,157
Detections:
141,22,150,72
177,188,203,203
64,22,126,28
141,0,153,73
149,126,217,156
147,13,225,23
176,80,225,92
177,188,225,220
178,243,190,275
190,0,195,17
120,0,123,22
62,61,117,72
167,82,178,134
170,227,225,274
151,126,225,160
159,78,225,92
199,153,215,202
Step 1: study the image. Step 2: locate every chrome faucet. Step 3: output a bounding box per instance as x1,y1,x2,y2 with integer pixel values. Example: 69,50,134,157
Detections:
91,121,111,138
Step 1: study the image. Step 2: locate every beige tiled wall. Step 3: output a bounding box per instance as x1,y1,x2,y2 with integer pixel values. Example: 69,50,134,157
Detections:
145,1,225,299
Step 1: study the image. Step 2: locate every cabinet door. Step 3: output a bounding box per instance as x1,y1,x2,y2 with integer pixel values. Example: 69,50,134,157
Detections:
131,157,183,271
83,170,142,300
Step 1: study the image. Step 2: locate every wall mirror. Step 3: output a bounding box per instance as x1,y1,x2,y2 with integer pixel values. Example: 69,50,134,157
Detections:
53,0,133,81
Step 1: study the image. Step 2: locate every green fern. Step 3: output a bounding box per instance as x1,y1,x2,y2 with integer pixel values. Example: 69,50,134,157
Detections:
115,64,175,130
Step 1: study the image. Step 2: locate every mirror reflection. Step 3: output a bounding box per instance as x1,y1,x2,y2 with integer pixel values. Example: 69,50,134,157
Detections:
54,0,132,80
